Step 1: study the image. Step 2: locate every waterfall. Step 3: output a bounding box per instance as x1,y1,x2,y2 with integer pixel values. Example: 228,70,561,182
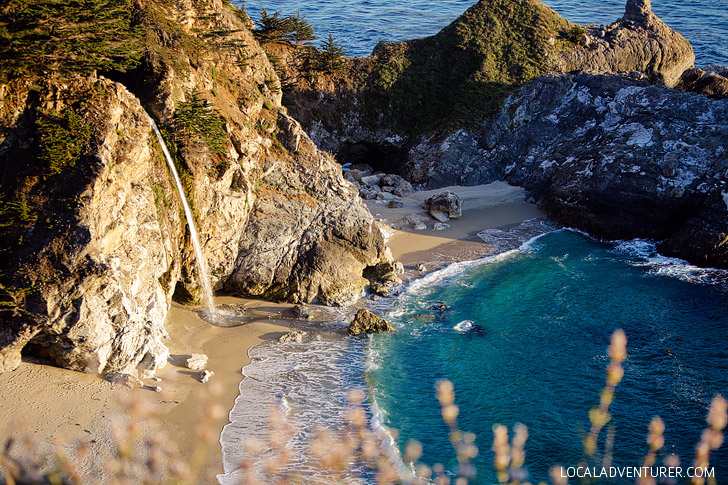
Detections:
148,115,215,315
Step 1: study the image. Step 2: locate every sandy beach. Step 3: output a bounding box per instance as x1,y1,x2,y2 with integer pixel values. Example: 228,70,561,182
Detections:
0,181,541,482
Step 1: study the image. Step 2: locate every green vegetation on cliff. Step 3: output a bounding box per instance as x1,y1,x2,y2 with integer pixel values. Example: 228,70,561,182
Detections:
0,0,144,81
361,0,579,133
172,89,229,155
282,0,581,136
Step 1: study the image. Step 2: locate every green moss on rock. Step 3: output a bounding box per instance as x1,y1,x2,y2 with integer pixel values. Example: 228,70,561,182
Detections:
359,0,575,133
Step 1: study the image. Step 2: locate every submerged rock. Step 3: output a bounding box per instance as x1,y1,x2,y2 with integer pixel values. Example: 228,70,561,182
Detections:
348,310,394,335
278,331,308,343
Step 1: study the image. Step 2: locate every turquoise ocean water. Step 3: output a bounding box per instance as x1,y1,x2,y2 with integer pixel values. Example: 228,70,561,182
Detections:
368,229,728,482
221,1,728,483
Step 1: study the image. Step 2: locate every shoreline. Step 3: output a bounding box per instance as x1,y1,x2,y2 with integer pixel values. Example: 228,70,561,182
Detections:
0,181,541,482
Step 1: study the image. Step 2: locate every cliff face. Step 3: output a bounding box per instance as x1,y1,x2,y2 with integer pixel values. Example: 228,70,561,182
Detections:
282,0,695,171
498,74,727,268
0,0,392,374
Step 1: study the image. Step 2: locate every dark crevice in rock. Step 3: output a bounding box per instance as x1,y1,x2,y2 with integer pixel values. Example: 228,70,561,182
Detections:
335,141,408,175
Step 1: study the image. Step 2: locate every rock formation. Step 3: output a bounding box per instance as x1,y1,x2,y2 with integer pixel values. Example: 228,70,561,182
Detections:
348,309,394,335
0,0,393,374
273,0,724,269
676,66,728,98
408,73,728,268
422,191,463,222
555,0,695,87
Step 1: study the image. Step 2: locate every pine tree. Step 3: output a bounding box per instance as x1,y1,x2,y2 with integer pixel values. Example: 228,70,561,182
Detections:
254,9,316,47
254,8,293,44
315,32,346,73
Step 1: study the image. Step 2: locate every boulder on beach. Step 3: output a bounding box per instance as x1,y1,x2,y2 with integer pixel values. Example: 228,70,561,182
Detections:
186,353,209,371
348,310,395,335
422,191,462,222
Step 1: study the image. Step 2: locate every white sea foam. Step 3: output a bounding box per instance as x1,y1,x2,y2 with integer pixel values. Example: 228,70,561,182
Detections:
218,329,372,484
612,239,728,287
368,390,417,482
454,320,475,332
477,218,558,253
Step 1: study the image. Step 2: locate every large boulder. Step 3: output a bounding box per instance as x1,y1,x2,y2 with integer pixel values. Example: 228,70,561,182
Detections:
676,66,728,99
348,310,394,336
422,191,463,222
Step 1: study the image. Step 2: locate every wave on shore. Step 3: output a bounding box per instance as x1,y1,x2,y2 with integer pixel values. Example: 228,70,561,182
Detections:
218,218,728,483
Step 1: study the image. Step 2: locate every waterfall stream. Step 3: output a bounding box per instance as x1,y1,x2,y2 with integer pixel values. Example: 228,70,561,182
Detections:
148,115,215,315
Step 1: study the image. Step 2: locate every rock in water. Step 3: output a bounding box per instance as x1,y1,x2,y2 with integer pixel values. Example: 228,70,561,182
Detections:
278,331,308,343
422,191,462,222
348,310,394,335
370,283,391,297
292,304,314,320
186,354,208,371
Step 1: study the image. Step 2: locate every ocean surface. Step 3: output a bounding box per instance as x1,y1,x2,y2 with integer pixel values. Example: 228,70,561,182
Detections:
238,0,728,65
220,1,728,483
368,229,728,483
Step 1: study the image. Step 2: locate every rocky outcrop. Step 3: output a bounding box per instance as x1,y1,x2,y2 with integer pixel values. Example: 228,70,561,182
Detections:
676,66,728,99
282,0,696,199
411,73,728,268
0,0,392,373
556,0,694,87
348,309,394,336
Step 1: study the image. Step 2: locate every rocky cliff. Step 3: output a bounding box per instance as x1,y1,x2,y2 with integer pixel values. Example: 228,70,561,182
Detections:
279,0,695,169
274,0,726,269
0,0,393,374
494,74,727,268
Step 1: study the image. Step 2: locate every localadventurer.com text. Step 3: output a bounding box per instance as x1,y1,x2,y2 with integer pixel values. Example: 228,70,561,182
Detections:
560,466,715,479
